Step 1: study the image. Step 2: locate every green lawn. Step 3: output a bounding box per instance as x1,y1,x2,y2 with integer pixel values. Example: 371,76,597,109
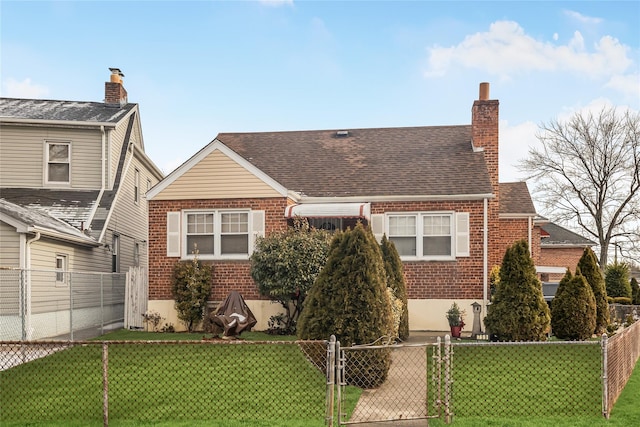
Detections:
0,329,360,426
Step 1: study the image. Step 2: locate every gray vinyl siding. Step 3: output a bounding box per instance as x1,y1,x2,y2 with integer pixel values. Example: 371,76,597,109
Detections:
0,222,20,268
108,120,127,189
0,125,102,189
29,238,110,273
104,154,158,271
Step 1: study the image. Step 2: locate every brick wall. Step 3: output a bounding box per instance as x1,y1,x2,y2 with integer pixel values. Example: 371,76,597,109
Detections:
372,200,489,300
539,246,585,281
496,218,541,267
148,197,288,301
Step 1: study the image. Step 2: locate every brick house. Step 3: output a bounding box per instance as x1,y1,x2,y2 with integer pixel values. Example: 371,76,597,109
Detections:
147,82,540,331
537,222,596,285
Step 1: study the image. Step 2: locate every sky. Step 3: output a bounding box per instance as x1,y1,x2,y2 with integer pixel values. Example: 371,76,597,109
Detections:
2,1,639,200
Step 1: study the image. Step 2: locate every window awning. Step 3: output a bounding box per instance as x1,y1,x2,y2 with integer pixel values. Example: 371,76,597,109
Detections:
284,203,371,219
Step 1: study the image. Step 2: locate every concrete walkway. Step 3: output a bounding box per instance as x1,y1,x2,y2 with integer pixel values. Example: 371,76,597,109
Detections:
346,332,454,425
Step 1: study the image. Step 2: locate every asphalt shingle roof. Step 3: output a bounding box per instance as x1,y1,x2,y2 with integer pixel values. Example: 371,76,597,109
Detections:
499,182,537,215
0,98,135,124
217,125,494,198
541,222,595,247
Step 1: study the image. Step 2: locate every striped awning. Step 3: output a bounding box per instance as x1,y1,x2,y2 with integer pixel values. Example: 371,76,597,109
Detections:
284,203,370,219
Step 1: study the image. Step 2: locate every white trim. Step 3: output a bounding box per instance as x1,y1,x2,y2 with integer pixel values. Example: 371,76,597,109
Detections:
147,139,288,200
181,209,252,260
386,211,458,261
44,140,71,186
289,193,495,203
536,266,568,274
0,117,118,128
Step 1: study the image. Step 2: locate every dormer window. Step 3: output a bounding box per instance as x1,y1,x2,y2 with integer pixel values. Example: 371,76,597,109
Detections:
45,141,71,185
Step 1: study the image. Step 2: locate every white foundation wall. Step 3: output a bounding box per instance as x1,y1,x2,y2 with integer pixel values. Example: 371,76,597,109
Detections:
147,299,285,332
408,299,487,331
147,298,488,333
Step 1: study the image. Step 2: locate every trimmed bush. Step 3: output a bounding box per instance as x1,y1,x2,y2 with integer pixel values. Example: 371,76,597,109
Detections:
577,247,609,334
250,218,332,333
605,262,632,299
297,223,393,388
172,253,213,332
551,269,597,340
380,235,409,341
484,240,551,341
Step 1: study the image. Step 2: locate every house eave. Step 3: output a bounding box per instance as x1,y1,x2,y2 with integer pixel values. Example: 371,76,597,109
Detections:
288,192,495,203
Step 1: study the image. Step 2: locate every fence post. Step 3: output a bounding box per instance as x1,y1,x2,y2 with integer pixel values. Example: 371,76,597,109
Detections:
101,273,105,336
444,335,452,424
601,333,609,419
103,342,109,427
326,335,336,426
69,273,74,341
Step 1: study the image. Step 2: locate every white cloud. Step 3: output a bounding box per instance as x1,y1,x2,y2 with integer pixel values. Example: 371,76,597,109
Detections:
499,119,538,182
605,73,640,102
2,78,50,98
423,20,634,87
563,10,602,25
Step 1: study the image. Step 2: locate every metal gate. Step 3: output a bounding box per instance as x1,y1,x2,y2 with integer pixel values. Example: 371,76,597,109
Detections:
327,336,452,426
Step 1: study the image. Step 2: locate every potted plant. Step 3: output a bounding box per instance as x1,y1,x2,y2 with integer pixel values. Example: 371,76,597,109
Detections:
446,302,466,338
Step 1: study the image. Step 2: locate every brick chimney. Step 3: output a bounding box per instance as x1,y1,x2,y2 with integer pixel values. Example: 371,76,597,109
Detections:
472,82,499,196
472,82,501,269
105,68,128,106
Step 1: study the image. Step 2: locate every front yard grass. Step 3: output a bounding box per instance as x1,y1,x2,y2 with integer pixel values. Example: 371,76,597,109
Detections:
0,329,360,426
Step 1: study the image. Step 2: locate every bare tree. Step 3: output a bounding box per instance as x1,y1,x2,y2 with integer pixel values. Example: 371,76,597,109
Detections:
520,107,640,268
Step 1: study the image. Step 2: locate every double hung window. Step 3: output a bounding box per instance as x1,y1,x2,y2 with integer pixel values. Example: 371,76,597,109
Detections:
388,213,455,260
46,141,70,184
185,210,249,258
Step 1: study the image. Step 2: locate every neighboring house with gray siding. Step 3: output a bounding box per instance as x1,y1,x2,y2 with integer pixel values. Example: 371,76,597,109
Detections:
0,69,163,338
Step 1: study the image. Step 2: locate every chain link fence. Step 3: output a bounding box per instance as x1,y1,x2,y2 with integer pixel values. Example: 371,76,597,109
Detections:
0,339,329,426
604,320,640,416
1,326,638,425
0,269,126,341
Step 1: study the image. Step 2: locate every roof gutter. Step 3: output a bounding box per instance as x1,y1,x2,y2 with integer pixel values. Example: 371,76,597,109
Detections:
288,192,496,203
28,226,99,247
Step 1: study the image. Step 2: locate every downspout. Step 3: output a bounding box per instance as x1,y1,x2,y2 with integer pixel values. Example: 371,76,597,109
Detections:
528,216,533,254
24,232,41,340
483,198,488,315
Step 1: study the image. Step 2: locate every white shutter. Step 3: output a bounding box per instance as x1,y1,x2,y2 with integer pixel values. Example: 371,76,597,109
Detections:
371,214,384,243
455,212,470,257
251,210,265,252
166,212,181,257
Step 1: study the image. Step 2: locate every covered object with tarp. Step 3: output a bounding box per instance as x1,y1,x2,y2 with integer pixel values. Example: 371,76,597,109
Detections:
207,291,257,337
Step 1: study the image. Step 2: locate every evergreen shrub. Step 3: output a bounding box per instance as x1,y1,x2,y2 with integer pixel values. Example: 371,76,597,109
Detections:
380,235,409,340
484,240,550,341
605,262,632,299
630,277,640,305
551,269,597,340
577,247,609,334
297,223,393,388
